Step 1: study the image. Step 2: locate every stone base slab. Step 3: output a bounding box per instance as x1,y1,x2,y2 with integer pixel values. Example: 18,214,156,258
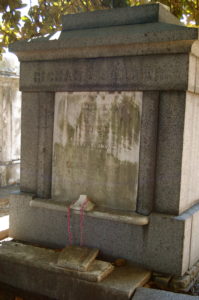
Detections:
9,192,199,276
0,241,151,300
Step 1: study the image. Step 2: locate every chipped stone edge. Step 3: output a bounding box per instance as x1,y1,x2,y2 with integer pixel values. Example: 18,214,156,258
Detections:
29,199,149,226
152,259,199,292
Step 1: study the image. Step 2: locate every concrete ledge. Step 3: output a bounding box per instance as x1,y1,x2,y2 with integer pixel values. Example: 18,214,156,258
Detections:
30,199,149,226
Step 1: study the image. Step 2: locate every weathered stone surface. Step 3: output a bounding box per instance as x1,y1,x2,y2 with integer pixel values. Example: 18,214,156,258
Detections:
0,76,21,186
9,193,152,267
10,7,198,63
195,58,199,94
10,33,198,63
155,92,186,214
19,54,189,92
62,3,182,31
20,92,54,197
36,93,54,198
180,93,199,213
52,91,142,211
9,193,193,276
152,257,199,292
190,206,199,267
57,246,99,271
155,92,199,215
133,288,199,299
170,274,192,291
0,162,20,187
145,212,192,276
188,54,197,93
54,259,114,282
152,274,172,288
9,2,199,281
137,91,159,215
0,242,151,300
30,198,149,225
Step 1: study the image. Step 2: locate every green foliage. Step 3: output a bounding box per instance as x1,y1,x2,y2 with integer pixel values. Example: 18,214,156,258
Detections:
0,0,199,56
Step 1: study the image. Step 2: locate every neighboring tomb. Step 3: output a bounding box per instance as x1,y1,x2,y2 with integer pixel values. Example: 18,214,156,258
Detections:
9,3,199,280
0,54,21,186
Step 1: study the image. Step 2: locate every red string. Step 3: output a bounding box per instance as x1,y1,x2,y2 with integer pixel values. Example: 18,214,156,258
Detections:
67,207,73,245
67,197,89,247
80,199,88,246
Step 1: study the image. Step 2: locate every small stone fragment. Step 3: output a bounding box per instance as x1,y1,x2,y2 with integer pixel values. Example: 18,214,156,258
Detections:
114,258,126,267
170,274,191,290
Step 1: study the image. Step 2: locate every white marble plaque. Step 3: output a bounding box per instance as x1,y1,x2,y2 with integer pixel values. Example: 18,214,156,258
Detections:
52,91,142,211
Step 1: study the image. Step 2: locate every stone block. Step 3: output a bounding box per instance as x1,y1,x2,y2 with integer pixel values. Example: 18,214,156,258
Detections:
137,91,159,215
170,275,191,291
155,92,186,214
155,92,199,215
36,92,54,198
195,58,199,94
152,273,172,288
180,93,199,213
145,212,192,276
20,92,39,193
133,288,199,300
167,260,199,292
20,92,54,197
54,260,114,282
62,3,181,31
57,246,99,271
20,54,189,92
10,25,198,62
188,54,197,93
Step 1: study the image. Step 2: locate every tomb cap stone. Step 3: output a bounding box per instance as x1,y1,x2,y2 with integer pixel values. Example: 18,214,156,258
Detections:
62,3,182,30
9,4,199,62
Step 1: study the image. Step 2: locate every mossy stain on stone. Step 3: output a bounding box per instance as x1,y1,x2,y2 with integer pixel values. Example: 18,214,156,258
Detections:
52,143,138,211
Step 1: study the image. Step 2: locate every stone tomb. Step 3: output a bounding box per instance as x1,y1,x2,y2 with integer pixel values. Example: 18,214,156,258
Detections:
9,3,199,278
0,55,21,186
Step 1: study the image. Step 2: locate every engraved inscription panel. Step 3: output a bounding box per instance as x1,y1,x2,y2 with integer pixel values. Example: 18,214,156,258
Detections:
52,91,142,211
20,54,187,92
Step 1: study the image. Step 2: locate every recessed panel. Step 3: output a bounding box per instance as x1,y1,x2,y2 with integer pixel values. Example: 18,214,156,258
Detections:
52,91,142,211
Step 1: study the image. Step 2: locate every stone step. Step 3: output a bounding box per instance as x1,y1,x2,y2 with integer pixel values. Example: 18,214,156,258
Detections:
57,245,99,271
133,288,199,299
0,241,151,300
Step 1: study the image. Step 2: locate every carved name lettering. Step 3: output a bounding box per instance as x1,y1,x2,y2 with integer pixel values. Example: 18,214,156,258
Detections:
21,54,186,91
